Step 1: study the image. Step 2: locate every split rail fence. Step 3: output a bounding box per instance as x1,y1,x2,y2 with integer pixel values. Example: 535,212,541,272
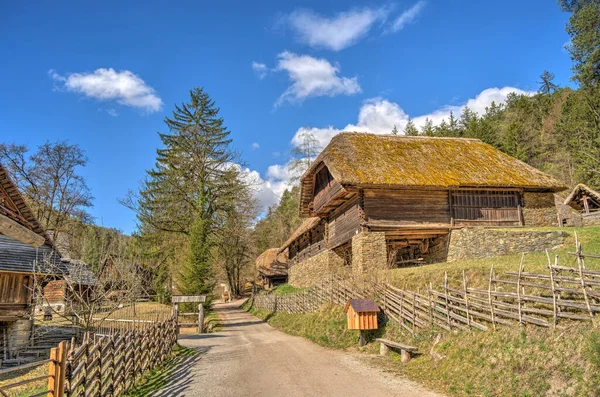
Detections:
0,315,177,397
252,242,600,335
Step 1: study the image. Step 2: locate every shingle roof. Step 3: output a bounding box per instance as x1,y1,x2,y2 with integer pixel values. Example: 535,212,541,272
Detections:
344,299,379,313
61,258,97,286
256,248,288,278
564,183,600,209
0,234,66,274
300,132,567,216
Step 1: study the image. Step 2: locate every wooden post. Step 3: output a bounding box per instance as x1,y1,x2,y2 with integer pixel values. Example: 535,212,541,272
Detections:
444,272,452,330
462,270,471,328
198,304,204,334
488,265,496,331
517,253,524,325
48,347,58,397
359,330,366,347
549,257,559,328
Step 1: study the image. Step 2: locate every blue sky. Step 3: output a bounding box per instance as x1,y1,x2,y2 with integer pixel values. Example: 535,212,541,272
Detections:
0,1,572,234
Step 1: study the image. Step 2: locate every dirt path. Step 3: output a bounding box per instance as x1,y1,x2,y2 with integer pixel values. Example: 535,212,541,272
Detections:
151,300,444,397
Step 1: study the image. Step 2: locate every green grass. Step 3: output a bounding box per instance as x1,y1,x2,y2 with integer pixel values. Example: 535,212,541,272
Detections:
385,226,600,291
123,344,197,397
204,310,223,332
268,283,306,295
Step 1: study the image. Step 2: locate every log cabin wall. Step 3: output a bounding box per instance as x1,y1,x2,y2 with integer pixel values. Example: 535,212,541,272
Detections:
328,196,361,249
288,220,327,264
313,167,345,214
0,272,32,320
363,189,451,226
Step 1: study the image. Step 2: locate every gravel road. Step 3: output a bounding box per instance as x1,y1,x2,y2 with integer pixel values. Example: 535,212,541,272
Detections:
151,300,444,397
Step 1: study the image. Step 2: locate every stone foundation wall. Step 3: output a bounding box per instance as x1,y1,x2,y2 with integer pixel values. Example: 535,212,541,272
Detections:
447,228,567,262
288,250,345,287
1,319,33,357
522,192,559,227
351,232,387,274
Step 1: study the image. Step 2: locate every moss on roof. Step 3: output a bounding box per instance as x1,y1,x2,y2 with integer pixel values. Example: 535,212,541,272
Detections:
300,132,567,215
256,248,288,277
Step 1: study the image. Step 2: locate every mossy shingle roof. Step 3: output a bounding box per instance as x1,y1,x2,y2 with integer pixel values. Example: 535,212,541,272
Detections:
300,132,567,215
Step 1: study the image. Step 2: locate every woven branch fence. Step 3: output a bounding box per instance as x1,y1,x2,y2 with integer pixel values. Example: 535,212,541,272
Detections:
251,244,600,334
0,315,178,397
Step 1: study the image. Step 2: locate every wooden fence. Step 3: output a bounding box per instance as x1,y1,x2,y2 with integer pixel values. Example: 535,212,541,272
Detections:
0,315,178,397
251,243,599,334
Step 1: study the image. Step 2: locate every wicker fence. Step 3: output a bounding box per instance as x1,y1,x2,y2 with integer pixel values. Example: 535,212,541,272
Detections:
251,244,599,334
0,315,178,397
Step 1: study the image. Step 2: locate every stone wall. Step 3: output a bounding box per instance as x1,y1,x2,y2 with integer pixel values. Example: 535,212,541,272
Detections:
447,228,567,262
288,249,345,287
522,192,559,226
1,319,33,357
351,232,387,274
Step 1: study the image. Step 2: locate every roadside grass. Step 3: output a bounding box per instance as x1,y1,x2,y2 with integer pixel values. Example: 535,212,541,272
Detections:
204,310,223,333
123,344,197,397
385,226,600,291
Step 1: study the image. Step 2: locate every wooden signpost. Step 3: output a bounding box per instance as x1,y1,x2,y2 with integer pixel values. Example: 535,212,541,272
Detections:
172,295,206,334
344,299,379,347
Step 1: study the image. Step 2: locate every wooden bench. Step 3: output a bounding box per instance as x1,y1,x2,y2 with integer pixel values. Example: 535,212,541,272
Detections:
376,338,418,363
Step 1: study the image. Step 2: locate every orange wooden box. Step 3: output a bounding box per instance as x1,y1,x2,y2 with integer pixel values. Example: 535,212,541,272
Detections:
344,299,379,330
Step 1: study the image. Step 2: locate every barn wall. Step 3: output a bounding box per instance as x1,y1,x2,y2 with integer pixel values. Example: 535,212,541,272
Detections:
0,272,32,304
522,192,559,226
328,197,361,249
288,249,345,288
363,189,450,225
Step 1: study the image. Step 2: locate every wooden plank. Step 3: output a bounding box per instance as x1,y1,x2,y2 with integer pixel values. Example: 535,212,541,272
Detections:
171,295,206,303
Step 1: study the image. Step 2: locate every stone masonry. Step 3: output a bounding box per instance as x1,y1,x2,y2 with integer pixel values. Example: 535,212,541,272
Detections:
522,192,559,226
288,250,345,288
447,228,567,262
351,232,387,274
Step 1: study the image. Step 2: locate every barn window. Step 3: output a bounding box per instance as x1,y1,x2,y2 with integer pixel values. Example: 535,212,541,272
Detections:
451,190,521,223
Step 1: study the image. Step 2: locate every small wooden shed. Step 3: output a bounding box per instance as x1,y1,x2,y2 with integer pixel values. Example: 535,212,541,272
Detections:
344,299,379,330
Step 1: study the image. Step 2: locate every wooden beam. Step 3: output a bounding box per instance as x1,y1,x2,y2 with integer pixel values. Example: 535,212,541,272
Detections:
0,213,45,247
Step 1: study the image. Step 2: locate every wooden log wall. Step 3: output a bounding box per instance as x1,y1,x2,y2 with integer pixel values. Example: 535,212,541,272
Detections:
328,197,361,249
0,273,32,304
363,189,450,225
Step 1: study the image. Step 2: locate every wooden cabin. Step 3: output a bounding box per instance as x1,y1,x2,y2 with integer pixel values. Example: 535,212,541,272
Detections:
38,258,96,316
255,248,289,288
281,133,567,285
565,184,600,225
0,163,67,359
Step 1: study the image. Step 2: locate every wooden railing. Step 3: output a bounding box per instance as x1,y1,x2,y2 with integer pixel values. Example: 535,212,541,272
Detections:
0,315,178,397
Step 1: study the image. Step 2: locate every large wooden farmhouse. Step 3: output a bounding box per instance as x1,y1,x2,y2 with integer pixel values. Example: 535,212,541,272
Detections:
280,133,567,286
0,164,66,359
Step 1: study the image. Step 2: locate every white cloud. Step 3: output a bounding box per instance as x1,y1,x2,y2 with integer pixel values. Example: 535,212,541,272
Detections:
257,86,532,210
412,87,533,127
286,7,389,51
106,108,119,117
391,1,426,32
274,51,361,106
49,68,162,112
251,142,260,150
252,62,268,79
